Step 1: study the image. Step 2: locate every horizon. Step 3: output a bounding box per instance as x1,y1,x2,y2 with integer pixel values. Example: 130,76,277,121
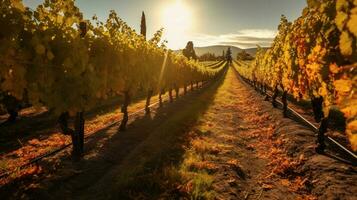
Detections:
2,1,356,198
23,0,306,50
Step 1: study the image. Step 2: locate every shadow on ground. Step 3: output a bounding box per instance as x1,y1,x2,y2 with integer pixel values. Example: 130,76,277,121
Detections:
2,68,227,200
0,90,150,154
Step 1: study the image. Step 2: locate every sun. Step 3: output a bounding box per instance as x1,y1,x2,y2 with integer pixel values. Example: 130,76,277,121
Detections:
162,0,193,49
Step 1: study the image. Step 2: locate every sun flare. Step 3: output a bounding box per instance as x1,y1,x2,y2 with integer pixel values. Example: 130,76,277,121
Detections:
162,0,193,49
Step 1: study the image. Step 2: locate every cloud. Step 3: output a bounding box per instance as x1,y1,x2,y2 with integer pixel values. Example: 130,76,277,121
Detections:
191,29,277,49
220,41,274,47
235,29,277,39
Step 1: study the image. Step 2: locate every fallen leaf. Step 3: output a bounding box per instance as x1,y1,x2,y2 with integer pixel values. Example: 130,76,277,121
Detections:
262,183,273,190
281,179,290,186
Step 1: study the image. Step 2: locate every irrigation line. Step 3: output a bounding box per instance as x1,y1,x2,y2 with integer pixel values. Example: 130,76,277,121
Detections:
275,98,357,161
0,101,152,179
231,64,357,164
0,92,183,180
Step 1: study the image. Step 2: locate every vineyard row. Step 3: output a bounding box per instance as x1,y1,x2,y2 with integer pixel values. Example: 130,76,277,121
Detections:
235,0,356,151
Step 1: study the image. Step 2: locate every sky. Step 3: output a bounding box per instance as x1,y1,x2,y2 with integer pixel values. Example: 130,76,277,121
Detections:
23,0,307,50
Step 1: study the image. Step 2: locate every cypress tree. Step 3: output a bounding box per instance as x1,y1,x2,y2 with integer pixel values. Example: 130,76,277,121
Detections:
141,11,146,39
226,47,232,64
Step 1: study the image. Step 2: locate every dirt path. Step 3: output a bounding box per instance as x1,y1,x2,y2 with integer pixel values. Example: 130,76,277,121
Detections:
172,67,357,200
1,67,356,200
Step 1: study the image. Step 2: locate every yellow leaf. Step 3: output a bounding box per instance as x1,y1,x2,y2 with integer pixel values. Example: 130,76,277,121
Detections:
35,44,46,55
340,31,353,56
329,63,340,74
47,51,54,60
347,14,357,37
335,12,348,31
347,121,357,133
334,79,352,93
349,134,357,151
336,0,348,11
65,17,74,26
318,83,328,97
10,0,25,12
346,120,357,151
352,7,357,14
341,104,357,119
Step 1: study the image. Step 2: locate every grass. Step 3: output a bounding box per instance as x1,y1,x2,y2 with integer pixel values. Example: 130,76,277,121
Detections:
171,68,242,199
188,172,216,200
191,139,221,156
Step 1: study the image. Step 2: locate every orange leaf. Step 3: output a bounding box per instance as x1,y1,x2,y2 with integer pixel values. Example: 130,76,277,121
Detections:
281,179,290,186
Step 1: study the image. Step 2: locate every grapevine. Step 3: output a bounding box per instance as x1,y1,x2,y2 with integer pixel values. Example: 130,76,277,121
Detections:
0,0,225,158
236,0,356,151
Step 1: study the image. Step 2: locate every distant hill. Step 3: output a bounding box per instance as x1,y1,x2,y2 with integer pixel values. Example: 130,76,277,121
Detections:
244,47,269,56
175,45,269,57
193,45,242,57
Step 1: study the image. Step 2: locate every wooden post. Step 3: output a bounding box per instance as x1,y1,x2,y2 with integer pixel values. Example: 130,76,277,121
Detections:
272,86,279,108
119,91,130,131
145,89,153,114
316,117,328,154
73,112,85,161
282,91,288,117
58,112,74,136
311,96,324,123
